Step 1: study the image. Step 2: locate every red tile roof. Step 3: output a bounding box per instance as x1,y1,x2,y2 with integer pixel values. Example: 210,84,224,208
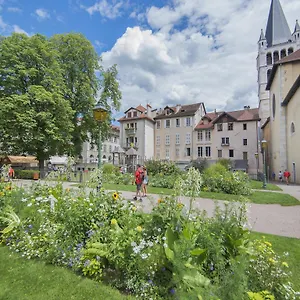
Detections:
111,125,120,131
136,105,146,112
195,108,259,130
118,113,155,123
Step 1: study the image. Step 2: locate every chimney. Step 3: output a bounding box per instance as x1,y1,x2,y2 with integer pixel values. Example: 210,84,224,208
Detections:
175,104,181,113
244,105,250,110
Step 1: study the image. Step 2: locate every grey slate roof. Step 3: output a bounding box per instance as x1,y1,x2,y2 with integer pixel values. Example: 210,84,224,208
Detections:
294,20,300,34
259,29,266,41
265,0,291,47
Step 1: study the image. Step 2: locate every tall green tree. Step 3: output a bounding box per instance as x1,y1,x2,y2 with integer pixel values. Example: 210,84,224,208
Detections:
0,33,74,173
50,33,121,155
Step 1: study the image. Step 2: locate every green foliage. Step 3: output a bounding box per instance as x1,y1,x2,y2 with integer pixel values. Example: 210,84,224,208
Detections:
102,164,119,174
145,160,181,176
202,163,252,195
186,158,209,173
247,291,275,300
0,32,122,167
14,170,39,179
0,180,298,300
217,159,232,170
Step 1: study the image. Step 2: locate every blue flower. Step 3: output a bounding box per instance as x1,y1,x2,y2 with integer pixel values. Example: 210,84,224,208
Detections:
28,224,33,229
84,260,90,267
170,288,176,295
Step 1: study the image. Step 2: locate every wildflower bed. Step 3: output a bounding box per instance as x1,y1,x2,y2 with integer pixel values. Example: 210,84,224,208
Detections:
0,169,298,299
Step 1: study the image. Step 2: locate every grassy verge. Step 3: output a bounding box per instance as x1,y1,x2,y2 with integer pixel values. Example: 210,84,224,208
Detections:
250,180,282,191
250,232,300,291
103,183,300,206
0,246,130,300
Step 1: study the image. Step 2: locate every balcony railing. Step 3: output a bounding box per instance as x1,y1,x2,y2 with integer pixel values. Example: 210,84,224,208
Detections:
125,128,137,136
123,143,139,150
221,142,230,146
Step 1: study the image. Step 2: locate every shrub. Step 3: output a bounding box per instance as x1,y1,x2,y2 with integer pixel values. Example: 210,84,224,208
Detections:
202,163,252,195
186,158,208,173
144,160,180,176
102,164,119,174
14,169,39,179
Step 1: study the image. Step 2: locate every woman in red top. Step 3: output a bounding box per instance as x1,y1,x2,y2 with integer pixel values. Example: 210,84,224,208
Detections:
283,170,291,185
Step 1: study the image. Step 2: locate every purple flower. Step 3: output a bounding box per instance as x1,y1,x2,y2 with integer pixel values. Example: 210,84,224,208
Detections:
28,224,33,229
148,279,153,285
84,260,90,267
170,288,176,295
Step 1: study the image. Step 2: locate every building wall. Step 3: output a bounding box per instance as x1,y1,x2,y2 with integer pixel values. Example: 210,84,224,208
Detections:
154,116,196,162
144,120,155,160
286,88,300,183
269,62,300,182
194,119,259,175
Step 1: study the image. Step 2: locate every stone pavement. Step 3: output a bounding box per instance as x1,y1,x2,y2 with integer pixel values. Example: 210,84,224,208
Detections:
13,179,300,239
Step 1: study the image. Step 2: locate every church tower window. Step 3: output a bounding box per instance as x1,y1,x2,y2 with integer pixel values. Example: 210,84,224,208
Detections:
273,51,279,63
288,48,294,55
280,49,286,59
266,53,272,65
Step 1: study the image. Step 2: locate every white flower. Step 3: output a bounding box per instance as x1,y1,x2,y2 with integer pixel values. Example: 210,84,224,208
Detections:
162,237,166,241
141,253,147,259
157,228,161,232
163,243,168,248
131,242,137,247
27,203,32,207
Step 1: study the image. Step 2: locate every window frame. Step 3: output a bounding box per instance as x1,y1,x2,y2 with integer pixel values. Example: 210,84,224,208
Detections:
229,149,234,158
186,117,191,127
165,135,170,145
176,118,180,127
165,119,170,128
243,139,248,146
217,123,223,131
228,123,233,131
156,120,161,129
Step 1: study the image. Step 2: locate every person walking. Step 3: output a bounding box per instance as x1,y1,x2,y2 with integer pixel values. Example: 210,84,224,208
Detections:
133,164,144,201
283,169,291,185
8,166,15,181
142,166,148,197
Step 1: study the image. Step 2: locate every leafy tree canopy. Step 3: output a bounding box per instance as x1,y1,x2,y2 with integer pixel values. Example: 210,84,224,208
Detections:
0,33,121,171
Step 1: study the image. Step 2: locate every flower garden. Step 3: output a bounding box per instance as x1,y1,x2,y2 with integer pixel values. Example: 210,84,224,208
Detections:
0,167,299,299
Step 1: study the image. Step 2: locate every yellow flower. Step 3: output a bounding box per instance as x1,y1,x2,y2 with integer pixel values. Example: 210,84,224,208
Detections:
5,185,11,191
268,258,276,264
177,203,184,209
132,206,137,212
111,219,117,225
282,262,289,268
264,241,272,247
136,226,143,232
158,199,163,204
66,188,70,193
0,191,4,197
113,192,119,201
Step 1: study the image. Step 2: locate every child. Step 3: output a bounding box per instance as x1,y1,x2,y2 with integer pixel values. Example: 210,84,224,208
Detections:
142,167,148,197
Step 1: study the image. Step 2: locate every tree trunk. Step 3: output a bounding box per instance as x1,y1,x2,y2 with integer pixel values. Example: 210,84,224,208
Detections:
39,159,45,179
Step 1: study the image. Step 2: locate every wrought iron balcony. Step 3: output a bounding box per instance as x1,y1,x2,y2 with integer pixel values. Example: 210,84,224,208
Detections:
123,143,139,150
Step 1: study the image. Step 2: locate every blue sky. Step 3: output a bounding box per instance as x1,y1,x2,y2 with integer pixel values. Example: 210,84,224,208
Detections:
1,0,299,115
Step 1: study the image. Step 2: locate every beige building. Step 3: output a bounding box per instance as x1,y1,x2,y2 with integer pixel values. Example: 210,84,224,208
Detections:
194,108,260,176
153,103,206,165
264,49,300,183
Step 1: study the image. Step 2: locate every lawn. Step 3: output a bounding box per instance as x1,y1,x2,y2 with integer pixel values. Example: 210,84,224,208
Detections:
249,180,282,191
103,183,300,206
0,246,130,300
250,232,300,291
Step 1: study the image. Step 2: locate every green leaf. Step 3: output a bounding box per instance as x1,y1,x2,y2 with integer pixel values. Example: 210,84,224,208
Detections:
164,247,174,262
190,248,207,256
165,227,178,250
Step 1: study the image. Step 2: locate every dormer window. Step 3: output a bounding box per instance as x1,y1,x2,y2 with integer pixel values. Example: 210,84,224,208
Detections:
133,111,137,117
128,112,132,118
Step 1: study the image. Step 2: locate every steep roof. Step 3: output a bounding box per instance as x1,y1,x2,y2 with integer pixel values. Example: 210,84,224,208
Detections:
265,0,291,47
294,20,300,34
154,102,203,120
266,49,300,89
282,75,300,106
124,105,146,114
195,108,259,130
118,113,155,123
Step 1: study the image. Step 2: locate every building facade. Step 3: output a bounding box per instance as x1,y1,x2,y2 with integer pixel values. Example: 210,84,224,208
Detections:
265,49,300,183
194,108,260,176
153,103,206,165
257,0,300,126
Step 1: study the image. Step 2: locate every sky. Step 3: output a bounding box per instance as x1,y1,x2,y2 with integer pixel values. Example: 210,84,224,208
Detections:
0,0,299,117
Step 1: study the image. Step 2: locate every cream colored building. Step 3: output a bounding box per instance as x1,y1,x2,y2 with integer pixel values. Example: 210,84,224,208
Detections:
194,108,260,176
265,49,300,183
153,103,206,165
118,104,155,163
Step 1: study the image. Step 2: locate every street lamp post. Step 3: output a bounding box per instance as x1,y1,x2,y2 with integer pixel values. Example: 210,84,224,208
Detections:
261,139,267,189
255,152,259,180
93,104,108,190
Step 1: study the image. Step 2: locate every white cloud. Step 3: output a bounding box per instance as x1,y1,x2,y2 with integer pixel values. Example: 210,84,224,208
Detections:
95,39,105,49
13,25,29,36
0,16,8,32
7,7,22,13
35,8,50,21
85,0,124,19
102,0,300,112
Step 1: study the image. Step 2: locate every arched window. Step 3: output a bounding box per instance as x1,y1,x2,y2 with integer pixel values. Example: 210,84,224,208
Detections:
291,122,295,134
89,155,94,163
280,49,286,59
266,53,272,65
108,156,112,161
103,155,106,159
273,51,279,63
288,48,294,55
267,69,271,81
272,94,276,118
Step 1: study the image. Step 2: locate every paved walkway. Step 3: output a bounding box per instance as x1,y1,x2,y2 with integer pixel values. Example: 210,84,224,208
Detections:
13,180,300,239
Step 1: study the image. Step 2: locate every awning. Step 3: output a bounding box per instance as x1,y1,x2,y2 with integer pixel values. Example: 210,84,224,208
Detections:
5,156,38,164
126,148,138,156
